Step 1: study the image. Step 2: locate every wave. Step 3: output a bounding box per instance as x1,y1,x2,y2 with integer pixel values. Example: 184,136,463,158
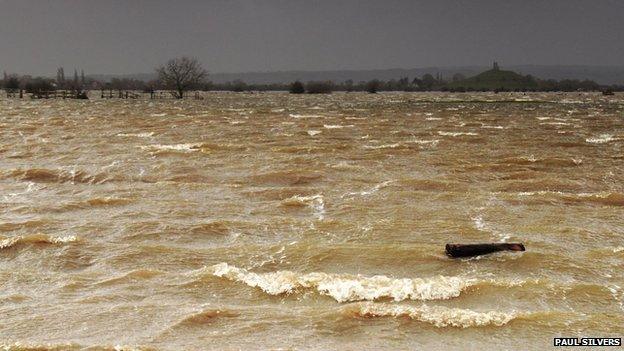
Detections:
189,221,234,235
0,219,53,232
0,342,81,351
307,130,322,136
397,178,461,191
140,143,203,153
586,134,619,144
85,197,133,207
6,168,109,184
363,143,402,150
289,114,323,118
201,263,543,303
406,138,440,146
497,179,584,193
95,269,164,286
342,180,393,197
515,191,624,206
248,170,322,187
323,124,353,129
280,194,325,220
345,302,516,328
171,309,238,328
51,197,133,212
116,132,154,137
437,131,479,136
0,234,78,250
498,156,582,167
0,343,157,351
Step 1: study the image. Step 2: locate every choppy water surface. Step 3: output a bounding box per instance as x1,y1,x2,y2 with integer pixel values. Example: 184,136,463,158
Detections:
1,92,623,350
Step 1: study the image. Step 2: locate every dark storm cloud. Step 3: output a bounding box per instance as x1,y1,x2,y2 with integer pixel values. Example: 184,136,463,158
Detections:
0,0,622,75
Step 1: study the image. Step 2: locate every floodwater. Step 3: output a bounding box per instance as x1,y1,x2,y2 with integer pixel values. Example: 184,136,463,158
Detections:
0,92,622,350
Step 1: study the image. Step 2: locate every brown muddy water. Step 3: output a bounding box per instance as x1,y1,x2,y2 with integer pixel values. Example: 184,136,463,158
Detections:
0,92,623,350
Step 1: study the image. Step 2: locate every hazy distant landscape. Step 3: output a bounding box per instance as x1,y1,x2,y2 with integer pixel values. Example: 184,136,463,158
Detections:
90,64,624,85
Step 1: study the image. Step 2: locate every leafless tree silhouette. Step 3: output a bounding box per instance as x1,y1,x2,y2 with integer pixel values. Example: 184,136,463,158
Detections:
156,57,207,98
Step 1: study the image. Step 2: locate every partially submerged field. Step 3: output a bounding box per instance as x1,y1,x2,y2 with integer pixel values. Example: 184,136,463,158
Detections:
0,92,623,350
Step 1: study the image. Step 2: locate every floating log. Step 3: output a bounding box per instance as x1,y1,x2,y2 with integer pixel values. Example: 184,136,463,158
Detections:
446,243,525,258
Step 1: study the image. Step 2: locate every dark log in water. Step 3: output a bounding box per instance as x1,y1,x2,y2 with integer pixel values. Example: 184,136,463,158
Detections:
445,243,525,258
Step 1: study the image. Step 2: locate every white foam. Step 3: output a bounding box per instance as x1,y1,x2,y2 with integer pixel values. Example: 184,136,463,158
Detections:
586,134,617,144
0,234,78,249
437,131,478,136
407,139,439,146
363,143,400,149
323,124,353,129
290,114,323,119
116,132,154,137
140,143,202,152
343,180,393,197
205,263,478,302
282,194,325,220
307,130,322,136
352,302,517,328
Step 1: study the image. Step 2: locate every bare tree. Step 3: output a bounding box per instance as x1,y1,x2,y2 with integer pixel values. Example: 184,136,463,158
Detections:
156,57,207,98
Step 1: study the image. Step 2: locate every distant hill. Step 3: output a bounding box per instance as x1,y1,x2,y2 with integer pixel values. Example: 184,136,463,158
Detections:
87,65,624,85
448,63,539,90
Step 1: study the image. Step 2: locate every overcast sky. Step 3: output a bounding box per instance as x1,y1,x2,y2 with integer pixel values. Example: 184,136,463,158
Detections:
1,0,623,76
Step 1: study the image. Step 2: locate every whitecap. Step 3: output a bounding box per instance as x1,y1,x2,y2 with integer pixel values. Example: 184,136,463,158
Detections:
204,263,479,302
351,302,517,328
438,131,478,136
117,132,154,137
586,134,617,144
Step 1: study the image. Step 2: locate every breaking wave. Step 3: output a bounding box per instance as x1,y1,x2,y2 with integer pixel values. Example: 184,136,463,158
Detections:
343,180,393,197
363,143,402,150
586,134,619,144
140,143,204,153
438,131,479,136
280,194,326,220
0,234,78,250
200,263,541,303
346,302,516,328
116,132,154,137
323,124,353,129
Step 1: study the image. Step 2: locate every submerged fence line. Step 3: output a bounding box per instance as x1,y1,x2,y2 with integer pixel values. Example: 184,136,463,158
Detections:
2,89,206,100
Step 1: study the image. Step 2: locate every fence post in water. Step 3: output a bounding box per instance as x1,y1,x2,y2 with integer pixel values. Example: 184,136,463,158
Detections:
19,90,23,98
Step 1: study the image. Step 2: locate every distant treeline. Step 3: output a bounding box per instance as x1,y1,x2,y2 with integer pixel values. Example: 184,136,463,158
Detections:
2,69,623,94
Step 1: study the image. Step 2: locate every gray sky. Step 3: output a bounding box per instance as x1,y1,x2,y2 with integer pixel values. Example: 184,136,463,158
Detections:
1,0,623,76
